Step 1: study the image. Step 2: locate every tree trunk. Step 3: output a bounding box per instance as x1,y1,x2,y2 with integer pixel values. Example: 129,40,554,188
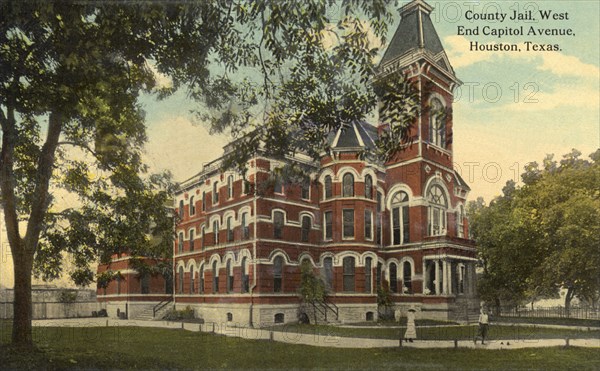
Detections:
12,251,34,347
565,286,575,315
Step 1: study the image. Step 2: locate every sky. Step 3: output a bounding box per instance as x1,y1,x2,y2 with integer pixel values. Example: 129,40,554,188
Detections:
142,0,599,203
1,1,599,289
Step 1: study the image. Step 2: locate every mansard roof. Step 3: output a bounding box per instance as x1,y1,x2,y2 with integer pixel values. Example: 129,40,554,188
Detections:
379,0,456,79
330,121,378,151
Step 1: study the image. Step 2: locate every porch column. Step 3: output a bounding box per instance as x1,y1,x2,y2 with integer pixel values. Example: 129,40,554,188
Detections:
434,260,440,295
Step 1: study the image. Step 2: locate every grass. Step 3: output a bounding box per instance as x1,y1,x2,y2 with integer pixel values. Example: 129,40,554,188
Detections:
495,316,600,328
267,323,600,341
346,318,457,326
0,324,599,370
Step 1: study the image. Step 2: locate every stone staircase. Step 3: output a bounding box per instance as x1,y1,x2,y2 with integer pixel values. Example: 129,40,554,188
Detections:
130,300,174,321
451,297,480,323
300,297,340,325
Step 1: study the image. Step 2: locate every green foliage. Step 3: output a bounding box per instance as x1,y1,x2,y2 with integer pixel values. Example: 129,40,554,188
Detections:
58,290,77,304
162,306,195,321
298,260,327,304
469,149,600,310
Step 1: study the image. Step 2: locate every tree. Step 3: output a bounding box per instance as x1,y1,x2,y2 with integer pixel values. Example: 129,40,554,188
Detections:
468,149,600,312
1,0,412,347
298,260,327,324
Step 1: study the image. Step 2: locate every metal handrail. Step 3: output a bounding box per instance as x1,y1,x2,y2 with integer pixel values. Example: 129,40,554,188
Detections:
153,297,173,318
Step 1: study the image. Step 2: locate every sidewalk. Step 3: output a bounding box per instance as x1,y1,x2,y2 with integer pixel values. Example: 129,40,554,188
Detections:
31,318,600,349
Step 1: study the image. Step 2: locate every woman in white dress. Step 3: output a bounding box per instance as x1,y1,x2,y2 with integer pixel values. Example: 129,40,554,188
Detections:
404,308,417,342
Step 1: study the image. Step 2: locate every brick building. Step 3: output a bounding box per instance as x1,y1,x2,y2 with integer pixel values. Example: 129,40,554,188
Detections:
171,0,478,326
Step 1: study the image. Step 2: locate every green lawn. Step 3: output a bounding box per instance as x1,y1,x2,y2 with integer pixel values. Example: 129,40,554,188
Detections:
268,323,600,341
494,316,600,328
0,325,599,370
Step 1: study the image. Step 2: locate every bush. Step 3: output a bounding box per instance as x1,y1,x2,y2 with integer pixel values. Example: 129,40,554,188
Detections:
162,306,195,321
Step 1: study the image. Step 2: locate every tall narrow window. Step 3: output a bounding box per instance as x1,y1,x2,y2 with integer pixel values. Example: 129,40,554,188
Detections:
376,214,382,245
427,184,448,236
178,266,184,294
189,229,195,251
227,175,234,199
364,210,373,240
141,273,150,294
391,191,410,245
274,176,283,194
273,256,283,293
323,257,333,290
241,257,249,293
324,211,333,240
456,205,465,238
178,200,184,219
429,98,446,148
273,211,284,239
241,212,249,240
342,209,354,239
301,215,311,242
364,175,373,199
190,267,195,294
365,257,372,293
243,180,251,195
343,256,355,292
213,181,219,204
342,173,354,197
202,191,206,211
389,263,398,293
403,261,413,294
301,178,310,200
189,196,195,216
201,226,206,249
227,216,234,242
376,262,382,289
178,232,184,253
212,261,219,293
226,260,233,293
324,175,332,199
199,265,204,294
212,220,219,245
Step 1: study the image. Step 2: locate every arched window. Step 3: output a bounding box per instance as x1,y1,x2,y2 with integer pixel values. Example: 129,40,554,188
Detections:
226,260,234,293
227,175,234,199
342,173,354,197
241,212,249,240
273,256,283,293
342,209,354,239
213,181,219,204
365,257,372,293
178,266,184,294
201,226,206,249
301,215,311,242
274,313,285,323
212,220,219,245
199,265,204,294
391,191,410,245
178,200,184,219
226,216,234,242
273,211,284,239
301,178,310,199
343,256,355,292
189,196,195,216
389,262,398,293
212,261,219,293
178,232,184,253
190,267,195,294
427,184,448,236
323,257,333,290
324,211,333,240
189,229,195,252
241,257,249,293
456,205,465,238
141,273,150,294
364,174,373,199
429,98,446,148
202,191,206,211
324,175,332,199
403,261,413,294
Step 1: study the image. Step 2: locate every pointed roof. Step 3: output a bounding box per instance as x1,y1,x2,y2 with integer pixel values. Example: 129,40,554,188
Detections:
379,0,455,77
330,121,378,151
